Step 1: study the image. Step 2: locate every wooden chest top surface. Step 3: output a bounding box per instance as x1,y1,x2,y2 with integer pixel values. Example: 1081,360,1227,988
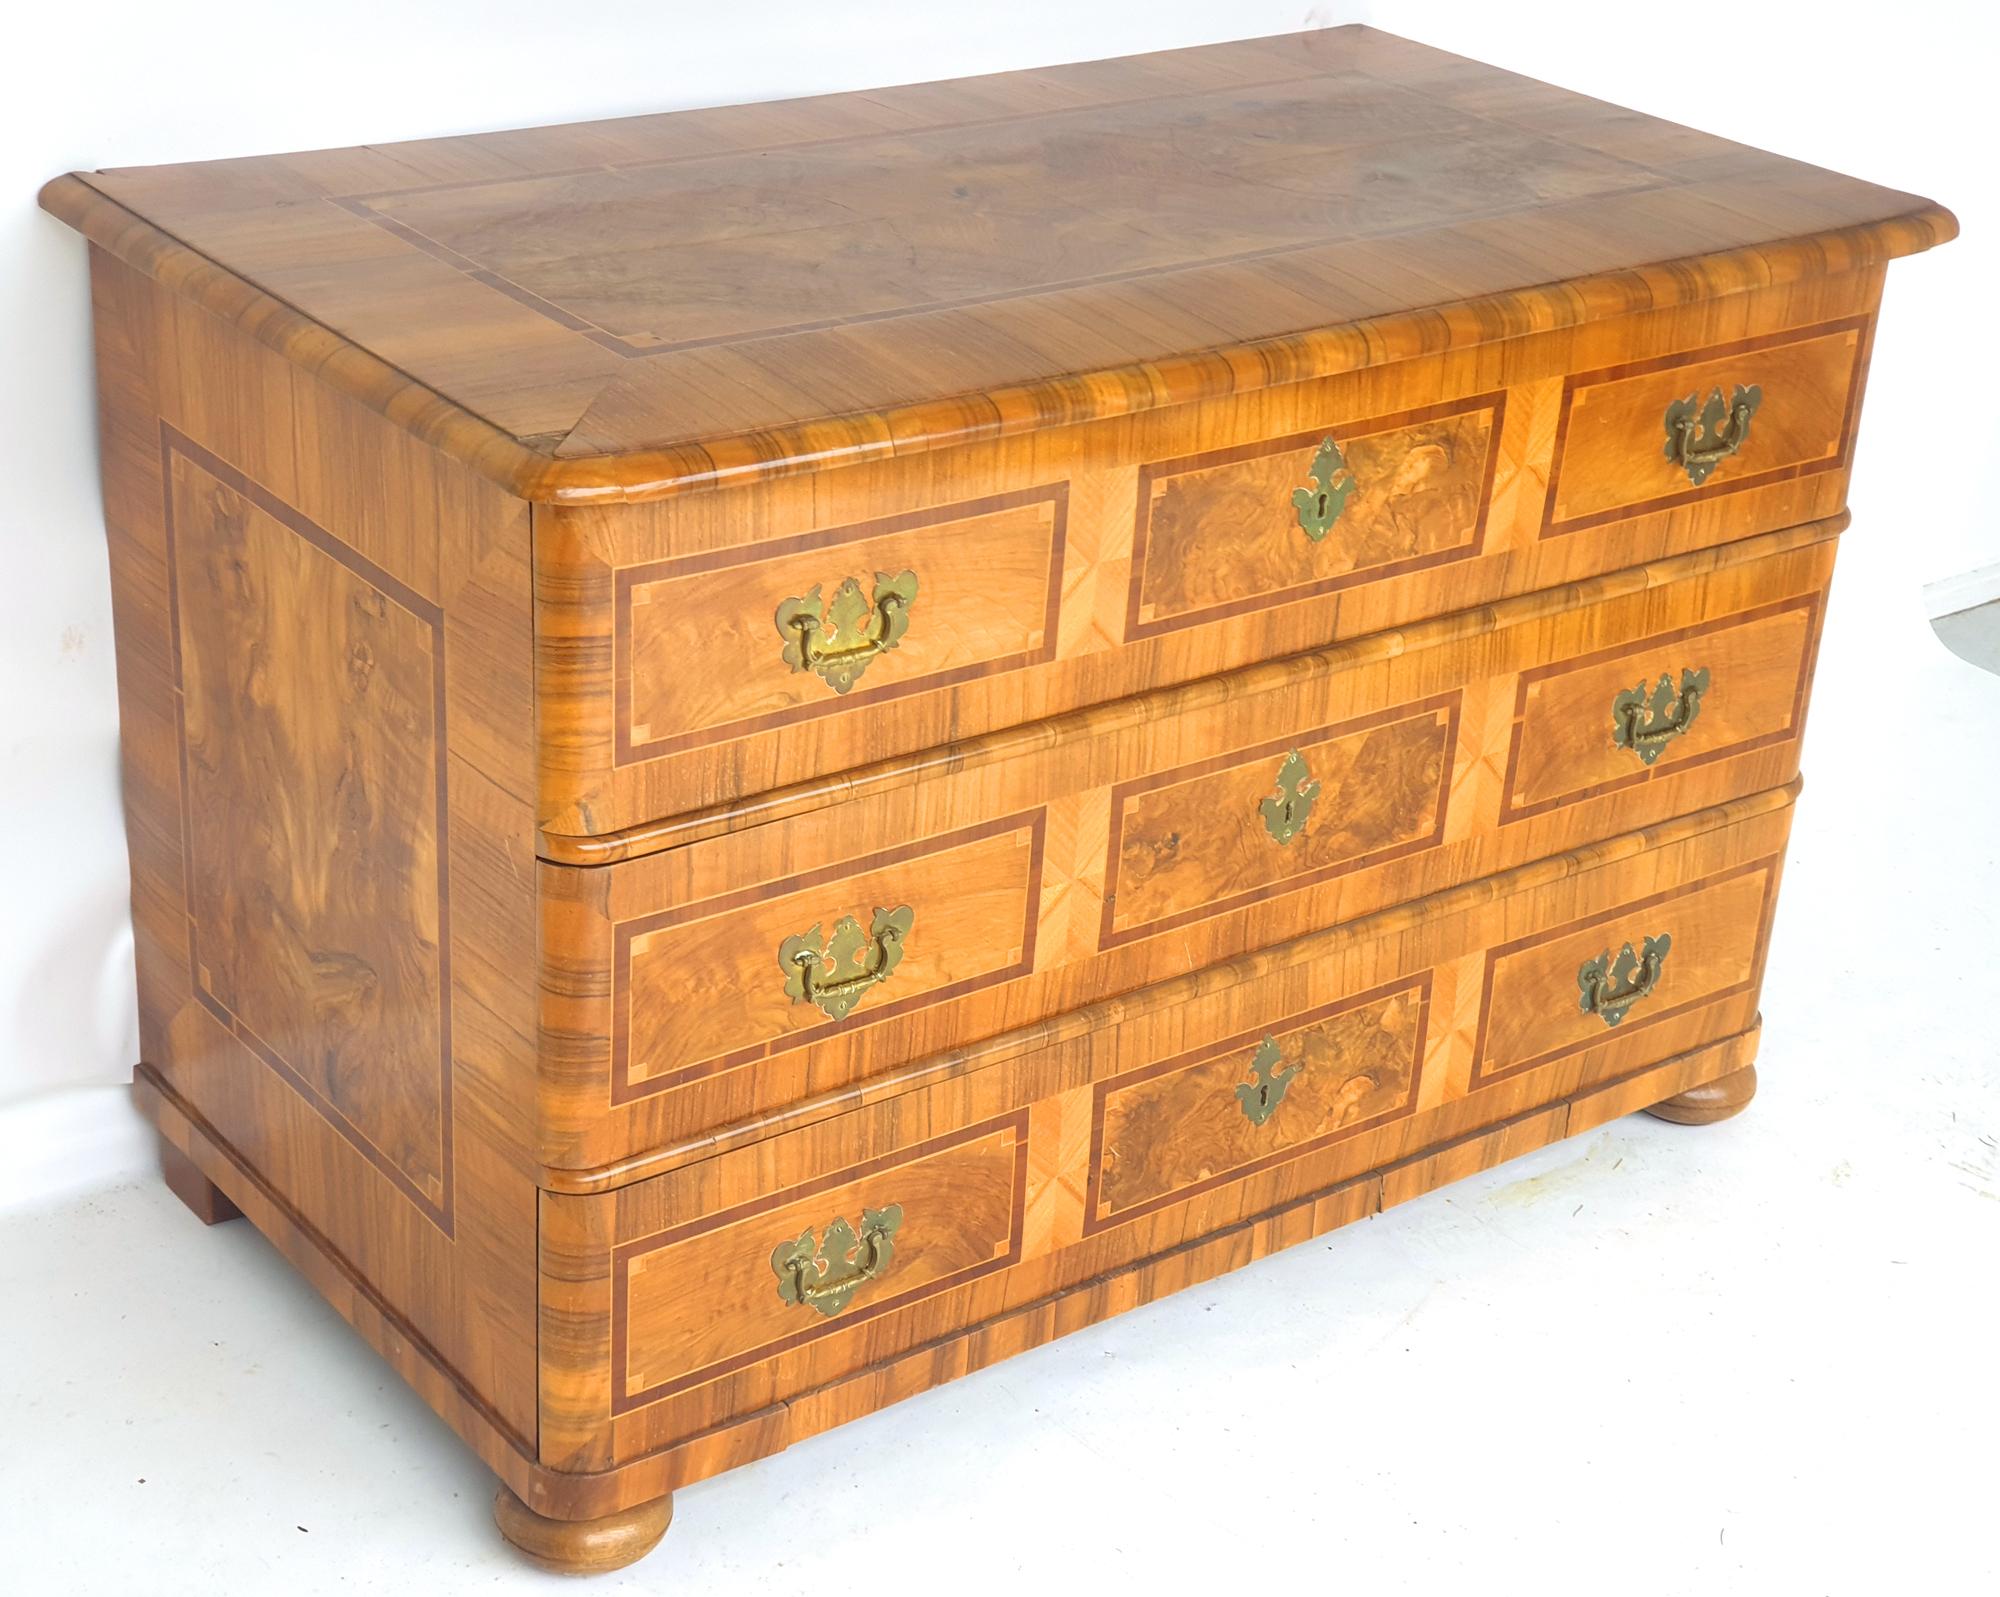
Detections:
42,26,1949,503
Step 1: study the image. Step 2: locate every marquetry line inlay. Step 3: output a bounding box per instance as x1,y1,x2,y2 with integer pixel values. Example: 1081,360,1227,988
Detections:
159,425,455,1234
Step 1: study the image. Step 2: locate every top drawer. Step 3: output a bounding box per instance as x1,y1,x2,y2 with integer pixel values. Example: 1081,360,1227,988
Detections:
537,278,1879,837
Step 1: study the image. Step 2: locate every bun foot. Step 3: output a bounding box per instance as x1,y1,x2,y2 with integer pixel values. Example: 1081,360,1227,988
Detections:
159,1137,241,1225
1646,1064,1757,1126
493,1485,672,1574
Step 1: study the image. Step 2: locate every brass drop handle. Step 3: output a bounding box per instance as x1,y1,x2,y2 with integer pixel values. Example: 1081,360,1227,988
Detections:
771,1205,904,1318
1234,1035,1302,1126
774,569,918,694
1577,933,1671,1027
1663,384,1762,487
1611,666,1710,765
1259,748,1321,845
779,905,913,1022
1291,435,1356,542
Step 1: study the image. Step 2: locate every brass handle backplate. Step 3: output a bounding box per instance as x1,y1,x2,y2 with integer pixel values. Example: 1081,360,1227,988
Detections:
1663,384,1762,487
1259,748,1321,845
771,1205,904,1317
1235,1034,1302,1126
1578,933,1672,1027
779,905,913,1022
1612,666,1710,765
775,569,918,693
1291,435,1356,542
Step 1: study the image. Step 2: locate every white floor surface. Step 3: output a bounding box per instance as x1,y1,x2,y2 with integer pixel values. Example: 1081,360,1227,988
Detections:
4,528,1997,1594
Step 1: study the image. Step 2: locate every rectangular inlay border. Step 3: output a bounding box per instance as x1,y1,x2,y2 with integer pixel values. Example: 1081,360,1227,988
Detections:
1497,592,1824,827
1081,974,1431,1236
1540,316,1872,539
612,484,1067,765
1098,693,1460,950
610,810,1047,1103
158,424,455,1235
1123,393,1502,643
609,1110,1030,1413
1467,856,1781,1089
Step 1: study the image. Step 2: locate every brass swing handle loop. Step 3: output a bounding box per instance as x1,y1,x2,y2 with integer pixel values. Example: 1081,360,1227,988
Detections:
778,905,914,1022
770,1205,904,1318
1663,383,1763,486
774,570,918,694
1577,933,1672,1027
1611,666,1710,766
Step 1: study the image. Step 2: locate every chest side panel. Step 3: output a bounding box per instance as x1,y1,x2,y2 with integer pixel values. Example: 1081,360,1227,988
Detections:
89,248,544,1452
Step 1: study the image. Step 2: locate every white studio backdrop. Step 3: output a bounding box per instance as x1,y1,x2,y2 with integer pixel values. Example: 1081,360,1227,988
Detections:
0,0,1990,1205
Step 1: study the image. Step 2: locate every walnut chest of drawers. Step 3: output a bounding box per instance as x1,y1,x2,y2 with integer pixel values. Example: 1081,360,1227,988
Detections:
43,25,1953,1573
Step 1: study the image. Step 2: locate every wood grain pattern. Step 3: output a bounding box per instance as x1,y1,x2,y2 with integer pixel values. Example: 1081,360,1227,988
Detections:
1645,1063,1758,1124
1471,857,1780,1085
537,270,1880,834
168,430,453,1225
53,30,1955,1562
537,787,1791,1476
88,246,546,1455
492,1487,672,1575
1130,396,1499,635
613,1115,1027,1413
1105,698,1454,944
617,487,1064,760
1091,977,1427,1225
38,28,1954,504
1546,318,1869,535
615,814,1043,1097
537,530,1834,1173
1503,591,1822,822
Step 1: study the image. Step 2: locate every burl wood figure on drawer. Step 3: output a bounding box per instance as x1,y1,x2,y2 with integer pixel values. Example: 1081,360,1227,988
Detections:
43,26,1952,1573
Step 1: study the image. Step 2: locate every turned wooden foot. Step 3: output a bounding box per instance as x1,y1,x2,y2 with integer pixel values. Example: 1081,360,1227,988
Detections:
159,1137,242,1225
493,1485,672,1574
1646,1064,1758,1126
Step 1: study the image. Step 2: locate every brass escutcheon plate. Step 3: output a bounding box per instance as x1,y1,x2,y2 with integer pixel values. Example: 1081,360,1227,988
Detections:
771,1205,904,1317
1611,666,1710,764
779,905,914,1021
1290,434,1356,542
1259,748,1321,845
775,569,918,693
1577,933,1672,1026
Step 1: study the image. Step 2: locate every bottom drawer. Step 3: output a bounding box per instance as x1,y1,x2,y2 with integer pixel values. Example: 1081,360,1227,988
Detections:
540,784,1792,1481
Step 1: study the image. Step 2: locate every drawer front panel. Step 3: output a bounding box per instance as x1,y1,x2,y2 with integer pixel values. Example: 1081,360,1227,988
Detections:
1471,858,1778,1086
545,789,1794,1469
611,1113,1027,1413
1126,395,1501,640
540,274,1881,836
1088,977,1428,1231
617,487,1064,761
1104,696,1456,947
541,528,1836,1166
1501,592,1821,823
614,814,1044,1099
1545,318,1868,536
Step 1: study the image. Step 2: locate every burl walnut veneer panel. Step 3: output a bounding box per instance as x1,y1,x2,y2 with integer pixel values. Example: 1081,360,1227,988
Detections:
46,24,1952,1571
86,249,546,1479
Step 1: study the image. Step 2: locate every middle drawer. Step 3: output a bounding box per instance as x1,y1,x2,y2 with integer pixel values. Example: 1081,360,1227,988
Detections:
538,519,1835,1170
